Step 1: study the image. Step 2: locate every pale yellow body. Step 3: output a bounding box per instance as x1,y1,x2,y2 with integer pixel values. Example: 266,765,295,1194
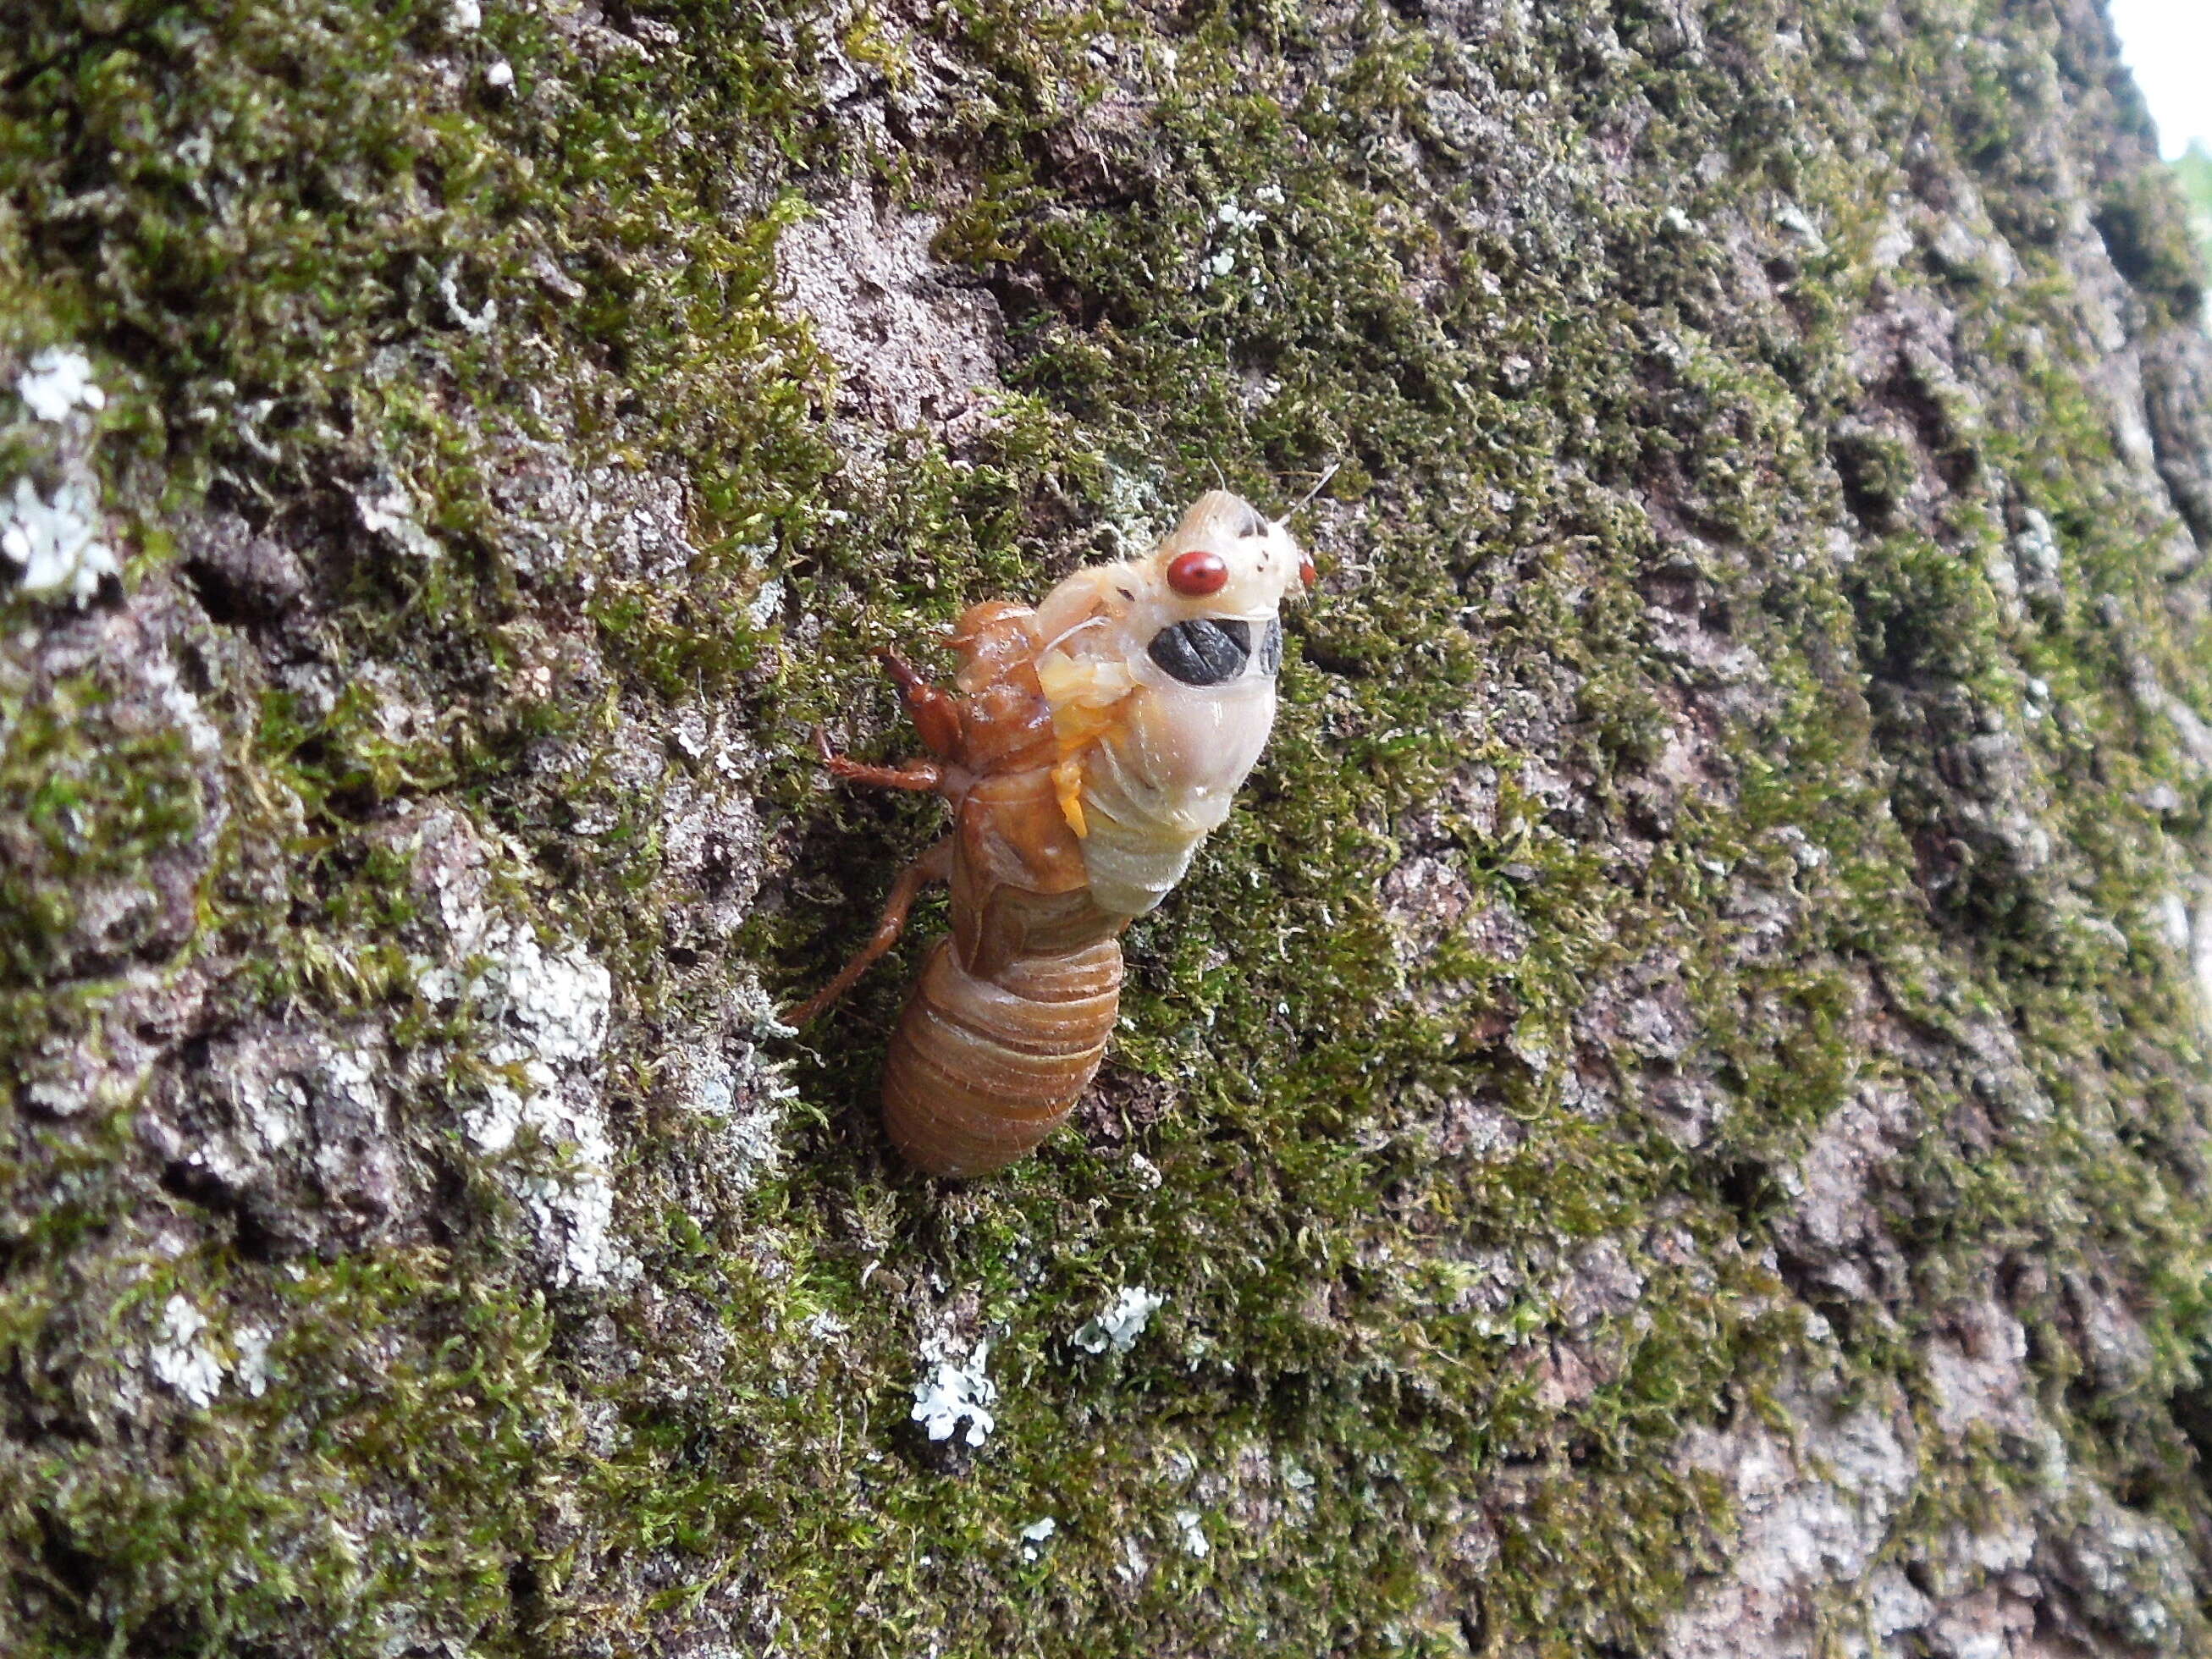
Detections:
1030,492,1305,918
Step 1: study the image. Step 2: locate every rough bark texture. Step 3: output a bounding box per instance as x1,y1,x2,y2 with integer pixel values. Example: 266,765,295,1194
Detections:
4,0,2212,1654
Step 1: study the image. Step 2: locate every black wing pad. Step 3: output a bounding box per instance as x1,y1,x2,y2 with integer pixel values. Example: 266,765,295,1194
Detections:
1148,618,1252,686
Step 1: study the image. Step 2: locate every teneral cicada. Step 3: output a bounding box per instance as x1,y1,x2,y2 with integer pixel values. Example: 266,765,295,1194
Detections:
792,492,1314,1176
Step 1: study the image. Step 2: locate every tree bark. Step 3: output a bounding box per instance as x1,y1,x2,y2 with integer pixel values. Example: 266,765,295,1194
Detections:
3,0,2212,1654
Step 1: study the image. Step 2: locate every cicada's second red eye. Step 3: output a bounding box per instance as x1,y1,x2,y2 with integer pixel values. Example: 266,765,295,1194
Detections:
1166,548,1229,597
1299,554,1317,587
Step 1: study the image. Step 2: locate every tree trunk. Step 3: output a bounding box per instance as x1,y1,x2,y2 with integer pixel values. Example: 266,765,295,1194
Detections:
4,0,2212,1653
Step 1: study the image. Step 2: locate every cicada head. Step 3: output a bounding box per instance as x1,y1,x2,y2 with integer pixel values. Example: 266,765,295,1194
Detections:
1032,488,1310,714
1030,488,1308,912
1153,489,1308,612
1122,490,1308,692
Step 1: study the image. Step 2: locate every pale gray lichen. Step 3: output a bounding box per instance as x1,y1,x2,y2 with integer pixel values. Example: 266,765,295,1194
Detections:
1,476,116,603
233,1325,272,1400
2192,890,2212,1027
1072,1287,1166,1356
16,346,105,422
149,1296,226,1409
435,913,623,1288
350,477,443,560
910,1337,997,1447
1172,1507,1209,1559
1112,1535,1150,1585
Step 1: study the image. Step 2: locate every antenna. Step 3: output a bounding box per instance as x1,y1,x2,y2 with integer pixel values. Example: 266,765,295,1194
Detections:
1285,460,1342,521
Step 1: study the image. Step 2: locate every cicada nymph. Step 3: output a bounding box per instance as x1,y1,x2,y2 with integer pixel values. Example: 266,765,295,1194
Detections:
790,491,1314,1177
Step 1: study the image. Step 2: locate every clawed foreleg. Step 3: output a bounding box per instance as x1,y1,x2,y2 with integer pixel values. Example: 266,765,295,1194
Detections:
812,727,943,792
879,648,964,759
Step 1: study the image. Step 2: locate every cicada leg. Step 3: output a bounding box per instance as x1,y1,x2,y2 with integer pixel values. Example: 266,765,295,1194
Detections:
786,836,954,1027
812,727,944,792
879,648,964,761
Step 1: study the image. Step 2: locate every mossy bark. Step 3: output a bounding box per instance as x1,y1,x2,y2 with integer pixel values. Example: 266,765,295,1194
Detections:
4,0,2212,1654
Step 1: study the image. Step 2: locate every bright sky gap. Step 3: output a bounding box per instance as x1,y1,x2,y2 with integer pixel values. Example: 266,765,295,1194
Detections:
2107,0,2212,160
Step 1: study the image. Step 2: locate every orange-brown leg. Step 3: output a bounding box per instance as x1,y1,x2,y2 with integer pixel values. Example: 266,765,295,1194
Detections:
880,648,963,760
813,728,942,792
786,837,954,1027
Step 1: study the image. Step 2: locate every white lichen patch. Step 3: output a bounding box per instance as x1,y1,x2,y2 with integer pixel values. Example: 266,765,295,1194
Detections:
659,1041,791,1193
2066,1502,2194,1649
428,911,623,1288
1772,198,1829,254
2012,509,2060,584
2192,890,2212,1036
2,476,118,604
321,1043,381,1116
1280,1456,1317,1516
1198,193,1271,291
150,1295,227,1408
2154,890,2193,953
744,574,784,631
351,477,443,559
911,1337,997,1447
472,926,613,1093
1172,1507,1210,1559
233,1324,273,1399
1113,1534,1150,1585
1073,1286,1166,1355
1018,1517,1057,1562
17,347,106,422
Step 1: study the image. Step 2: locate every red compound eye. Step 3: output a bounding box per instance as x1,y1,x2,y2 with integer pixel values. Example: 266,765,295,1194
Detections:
1166,548,1229,597
1299,554,1318,587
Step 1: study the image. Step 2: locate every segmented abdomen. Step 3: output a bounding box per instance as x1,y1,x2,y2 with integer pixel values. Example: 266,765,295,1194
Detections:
881,934,1125,1177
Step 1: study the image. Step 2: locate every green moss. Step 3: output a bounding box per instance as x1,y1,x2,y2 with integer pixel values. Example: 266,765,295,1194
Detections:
2094,170,2207,323
0,673,201,986
0,1241,572,1655
3,0,2211,1652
